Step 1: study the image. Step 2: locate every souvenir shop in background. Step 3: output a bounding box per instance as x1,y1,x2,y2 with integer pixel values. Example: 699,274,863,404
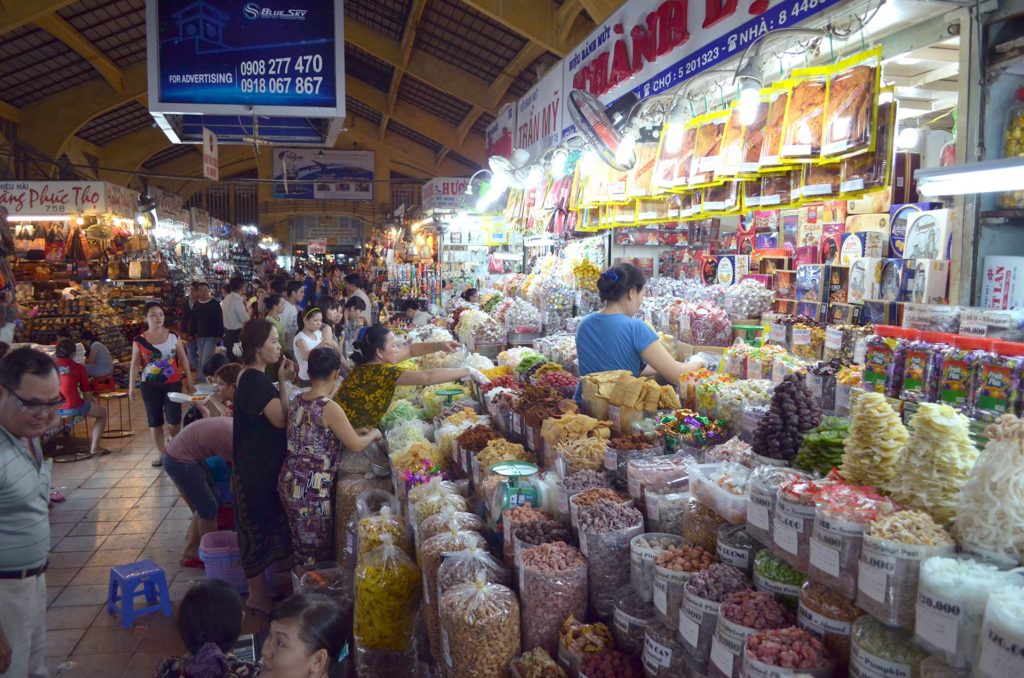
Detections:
0,180,268,364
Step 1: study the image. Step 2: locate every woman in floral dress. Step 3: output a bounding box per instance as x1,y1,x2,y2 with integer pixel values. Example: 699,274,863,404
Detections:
279,346,381,571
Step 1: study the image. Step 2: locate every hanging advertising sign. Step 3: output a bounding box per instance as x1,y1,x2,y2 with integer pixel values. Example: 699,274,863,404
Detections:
561,0,844,136
271,149,374,200
104,184,141,219
190,207,211,234
484,216,508,246
0,181,107,215
515,68,563,161
146,0,344,117
486,104,516,159
151,186,192,227
307,238,327,254
202,127,219,181
421,177,470,212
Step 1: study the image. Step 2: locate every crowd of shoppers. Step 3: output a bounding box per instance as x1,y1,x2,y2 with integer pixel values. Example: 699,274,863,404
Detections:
0,262,484,676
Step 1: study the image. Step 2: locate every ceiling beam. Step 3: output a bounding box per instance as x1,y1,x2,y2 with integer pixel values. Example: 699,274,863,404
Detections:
912,63,959,87
66,135,101,159
460,0,567,56
487,42,547,108
578,0,619,22
0,0,77,34
383,0,427,140
347,26,496,114
888,76,959,92
0,100,21,124
34,13,124,91
19,61,147,159
98,126,184,182
345,77,485,161
899,47,961,63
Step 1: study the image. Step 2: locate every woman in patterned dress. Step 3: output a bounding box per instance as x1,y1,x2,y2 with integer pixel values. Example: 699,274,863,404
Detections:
333,325,487,429
278,346,381,571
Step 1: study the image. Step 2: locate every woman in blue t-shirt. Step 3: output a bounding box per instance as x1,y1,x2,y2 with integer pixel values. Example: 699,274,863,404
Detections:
575,262,704,401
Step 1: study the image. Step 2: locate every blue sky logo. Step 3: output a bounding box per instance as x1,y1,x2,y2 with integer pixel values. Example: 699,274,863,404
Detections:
242,3,308,21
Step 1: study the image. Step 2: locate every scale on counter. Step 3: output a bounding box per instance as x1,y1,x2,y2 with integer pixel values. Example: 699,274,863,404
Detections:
436,387,465,407
488,460,539,524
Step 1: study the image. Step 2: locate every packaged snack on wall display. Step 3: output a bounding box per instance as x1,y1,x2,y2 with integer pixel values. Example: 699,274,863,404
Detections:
781,68,829,161
822,47,882,157
760,83,793,167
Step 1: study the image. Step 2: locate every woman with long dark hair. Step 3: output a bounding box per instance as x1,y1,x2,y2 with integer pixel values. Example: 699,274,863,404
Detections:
260,593,351,678
232,319,294,615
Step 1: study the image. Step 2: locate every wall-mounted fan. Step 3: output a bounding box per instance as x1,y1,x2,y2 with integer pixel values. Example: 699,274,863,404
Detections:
488,147,531,189
568,89,638,171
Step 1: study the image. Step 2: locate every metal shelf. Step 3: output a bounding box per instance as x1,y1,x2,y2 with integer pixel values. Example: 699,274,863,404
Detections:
979,209,1024,224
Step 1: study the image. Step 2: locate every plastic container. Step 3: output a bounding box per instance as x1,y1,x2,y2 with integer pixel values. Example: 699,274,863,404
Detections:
690,463,751,525
631,533,686,603
199,530,248,594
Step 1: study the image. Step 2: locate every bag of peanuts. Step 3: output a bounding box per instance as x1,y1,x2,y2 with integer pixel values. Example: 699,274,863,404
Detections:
439,572,521,678
579,502,645,618
418,507,485,546
356,488,401,521
420,525,487,664
353,534,421,655
437,545,512,604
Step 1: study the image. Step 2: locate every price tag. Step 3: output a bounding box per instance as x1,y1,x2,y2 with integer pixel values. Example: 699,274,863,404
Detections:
798,602,852,637
680,612,700,648
710,635,734,676
604,447,618,471
769,323,787,344
806,373,825,400
915,589,961,650
851,643,912,678
978,616,1024,678
718,542,750,570
643,634,672,670
858,560,891,603
614,608,647,637
748,497,771,531
792,327,812,346
653,577,669,614
773,518,800,555
809,538,840,577
825,327,844,350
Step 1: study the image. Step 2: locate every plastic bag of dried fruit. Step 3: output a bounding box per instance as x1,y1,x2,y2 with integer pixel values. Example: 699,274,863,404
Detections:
438,571,521,678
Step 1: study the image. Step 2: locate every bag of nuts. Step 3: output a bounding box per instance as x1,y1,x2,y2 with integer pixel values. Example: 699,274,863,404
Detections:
578,502,645,618
439,572,521,678
520,542,589,656
353,534,421,655
420,524,486,664
437,545,512,604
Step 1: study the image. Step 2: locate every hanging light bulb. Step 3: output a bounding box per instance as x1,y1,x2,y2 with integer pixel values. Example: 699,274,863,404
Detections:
897,126,920,150
75,214,85,226
615,129,637,169
735,59,764,127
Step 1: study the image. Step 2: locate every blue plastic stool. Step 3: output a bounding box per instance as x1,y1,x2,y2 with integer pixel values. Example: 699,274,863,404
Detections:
107,560,172,628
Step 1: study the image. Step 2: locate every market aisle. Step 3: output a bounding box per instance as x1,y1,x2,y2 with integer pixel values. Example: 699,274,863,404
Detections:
43,400,261,678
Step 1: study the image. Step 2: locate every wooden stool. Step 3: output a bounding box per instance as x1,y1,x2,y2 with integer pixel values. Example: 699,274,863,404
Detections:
100,391,133,439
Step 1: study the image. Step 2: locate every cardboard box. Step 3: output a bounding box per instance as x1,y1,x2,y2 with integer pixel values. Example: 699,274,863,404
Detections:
775,270,797,299
796,301,829,323
827,302,862,325
848,187,892,214
846,214,890,237
780,209,800,251
889,203,941,257
796,264,825,302
908,259,950,304
700,255,719,285
823,265,850,304
738,232,756,255
861,300,902,325
759,256,790,276
904,209,953,260
794,245,819,268
743,273,773,289
840,232,888,265
893,152,921,204
848,257,882,303
774,299,799,314
717,255,750,286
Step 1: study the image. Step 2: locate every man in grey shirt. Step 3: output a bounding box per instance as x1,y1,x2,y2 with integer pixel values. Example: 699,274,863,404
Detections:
80,330,113,378
221,277,249,357
0,347,63,677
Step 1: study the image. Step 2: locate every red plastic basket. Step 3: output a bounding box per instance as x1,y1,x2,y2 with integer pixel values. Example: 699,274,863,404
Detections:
199,530,247,594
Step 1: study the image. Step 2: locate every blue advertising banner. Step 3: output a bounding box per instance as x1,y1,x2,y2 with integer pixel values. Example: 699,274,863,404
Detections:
147,0,344,116
272,149,375,200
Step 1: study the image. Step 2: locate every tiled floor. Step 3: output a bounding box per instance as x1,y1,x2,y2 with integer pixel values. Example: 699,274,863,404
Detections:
45,402,261,678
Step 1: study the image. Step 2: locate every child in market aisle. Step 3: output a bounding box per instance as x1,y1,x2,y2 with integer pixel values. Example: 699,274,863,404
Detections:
155,579,258,678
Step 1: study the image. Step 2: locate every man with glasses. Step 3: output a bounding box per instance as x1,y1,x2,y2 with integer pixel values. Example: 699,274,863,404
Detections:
0,347,62,677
